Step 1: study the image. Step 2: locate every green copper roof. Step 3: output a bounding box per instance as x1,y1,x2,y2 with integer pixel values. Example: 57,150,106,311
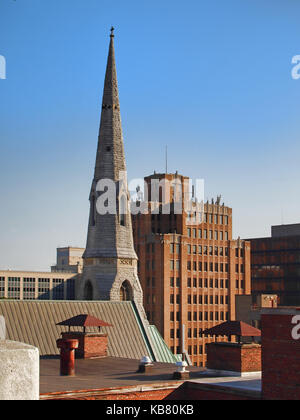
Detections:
147,324,182,364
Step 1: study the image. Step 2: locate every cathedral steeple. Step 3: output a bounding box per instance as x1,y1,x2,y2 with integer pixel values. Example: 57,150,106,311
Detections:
77,30,145,319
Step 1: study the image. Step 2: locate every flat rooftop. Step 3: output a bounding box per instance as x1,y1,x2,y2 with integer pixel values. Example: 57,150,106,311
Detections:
40,357,201,396
40,357,261,400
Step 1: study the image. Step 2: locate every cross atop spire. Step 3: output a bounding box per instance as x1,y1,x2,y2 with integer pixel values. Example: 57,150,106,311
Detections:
110,26,115,37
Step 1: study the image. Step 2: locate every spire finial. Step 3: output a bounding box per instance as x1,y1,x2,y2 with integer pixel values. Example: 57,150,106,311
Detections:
110,26,115,37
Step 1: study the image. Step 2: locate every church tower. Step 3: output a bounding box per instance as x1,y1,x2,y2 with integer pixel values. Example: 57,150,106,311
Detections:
77,29,145,317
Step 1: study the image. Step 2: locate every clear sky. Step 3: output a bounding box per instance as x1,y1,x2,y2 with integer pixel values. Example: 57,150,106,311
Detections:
0,0,300,270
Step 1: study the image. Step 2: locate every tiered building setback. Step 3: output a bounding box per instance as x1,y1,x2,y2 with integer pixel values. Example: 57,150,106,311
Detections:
132,172,251,367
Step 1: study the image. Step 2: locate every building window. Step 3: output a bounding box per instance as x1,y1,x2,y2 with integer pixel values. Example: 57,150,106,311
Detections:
52,278,64,300
0,277,5,298
38,278,51,300
8,277,21,299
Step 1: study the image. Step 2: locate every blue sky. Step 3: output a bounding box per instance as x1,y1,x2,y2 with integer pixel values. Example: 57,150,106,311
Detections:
0,0,300,270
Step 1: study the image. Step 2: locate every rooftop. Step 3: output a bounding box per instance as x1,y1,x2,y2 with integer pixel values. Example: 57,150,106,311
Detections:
40,357,200,398
39,357,261,400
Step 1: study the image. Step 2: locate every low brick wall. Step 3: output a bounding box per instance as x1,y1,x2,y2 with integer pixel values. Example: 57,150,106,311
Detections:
207,342,261,373
40,383,181,400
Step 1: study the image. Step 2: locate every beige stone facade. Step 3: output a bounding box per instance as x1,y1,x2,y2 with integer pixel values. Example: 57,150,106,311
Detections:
0,269,77,300
51,247,84,274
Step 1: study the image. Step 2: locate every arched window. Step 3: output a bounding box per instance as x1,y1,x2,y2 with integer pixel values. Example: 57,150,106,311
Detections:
120,281,132,301
84,281,93,300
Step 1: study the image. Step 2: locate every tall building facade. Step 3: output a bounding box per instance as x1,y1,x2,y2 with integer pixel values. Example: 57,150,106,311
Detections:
76,29,145,317
250,223,300,306
132,172,251,367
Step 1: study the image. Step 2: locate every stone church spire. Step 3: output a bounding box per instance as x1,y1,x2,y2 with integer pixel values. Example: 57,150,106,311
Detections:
76,29,145,319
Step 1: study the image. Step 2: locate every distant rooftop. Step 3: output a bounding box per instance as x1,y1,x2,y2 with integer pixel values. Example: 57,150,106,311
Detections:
272,223,300,238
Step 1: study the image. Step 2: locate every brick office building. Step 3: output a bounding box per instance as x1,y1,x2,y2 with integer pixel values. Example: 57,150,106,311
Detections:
132,172,251,367
249,223,300,306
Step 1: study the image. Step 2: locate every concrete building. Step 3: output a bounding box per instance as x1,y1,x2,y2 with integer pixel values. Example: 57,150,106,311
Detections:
0,247,83,301
76,28,145,319
0,269,77,300
249,223,300,306
132,172,251,367
51,247,84,273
